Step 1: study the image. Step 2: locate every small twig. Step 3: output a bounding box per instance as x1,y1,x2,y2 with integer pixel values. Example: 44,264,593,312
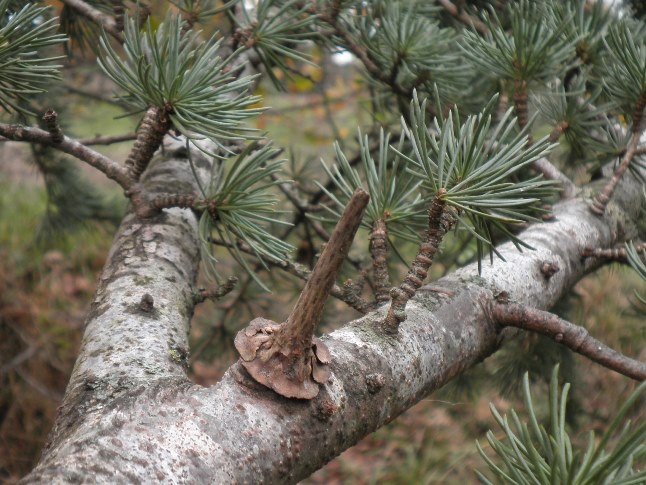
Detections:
312,4,410,99
209,237,371,314
60,0,123,41
513,81,577,198
78,133,137,146
194,277,238,304
582,243,646,263
548,120,569,143
42,110,64,144
271,175,321,214
591,94,646,215
370,218,391,305
491,302,646,381
125,106,172,181
265,88,364,114
65,85,125,107
341,271,372,314
111,0,125,32
0,122,133,191
534,157,577,199
384,189,455,334
437,0,489,35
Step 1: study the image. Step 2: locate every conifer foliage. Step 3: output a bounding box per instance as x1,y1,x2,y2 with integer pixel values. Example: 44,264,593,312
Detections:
1,0,645,481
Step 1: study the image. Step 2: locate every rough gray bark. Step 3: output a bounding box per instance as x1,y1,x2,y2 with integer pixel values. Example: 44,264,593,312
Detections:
20,146,644,483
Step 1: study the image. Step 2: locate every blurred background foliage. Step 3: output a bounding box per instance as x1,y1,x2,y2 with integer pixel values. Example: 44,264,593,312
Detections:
0,0,645,483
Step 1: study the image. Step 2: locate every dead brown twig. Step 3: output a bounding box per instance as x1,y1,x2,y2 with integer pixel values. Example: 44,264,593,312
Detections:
234,188,369,399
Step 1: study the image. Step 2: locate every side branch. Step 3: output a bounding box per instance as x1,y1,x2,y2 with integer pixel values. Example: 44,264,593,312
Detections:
209,236,371,313
0,122,133,191
591,123,644,215
513,81,576,197
583,243,646,262
60,0,123,41
437,0,489,35
78,133,137,146
491,302,646,381
125,106,172,181
370,218,391,305
384,190,454,333
534,157,577,199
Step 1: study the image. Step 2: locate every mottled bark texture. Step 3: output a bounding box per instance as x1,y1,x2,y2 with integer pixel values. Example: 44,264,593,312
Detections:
21,154,645,483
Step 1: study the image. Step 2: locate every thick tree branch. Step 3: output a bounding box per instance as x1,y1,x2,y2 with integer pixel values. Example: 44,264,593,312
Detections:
0,122,133,191
491,302,646,381
21,145,646,482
